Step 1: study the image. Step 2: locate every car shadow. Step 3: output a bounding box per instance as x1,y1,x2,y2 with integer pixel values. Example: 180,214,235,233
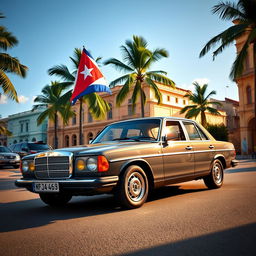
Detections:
226,166,256,173
0,184,207,233
116,223,256,256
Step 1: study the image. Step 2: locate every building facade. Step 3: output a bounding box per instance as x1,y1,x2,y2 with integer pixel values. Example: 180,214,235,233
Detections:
48,83,227,148
210,97,240,152
234,30,255,154
7,108,48,146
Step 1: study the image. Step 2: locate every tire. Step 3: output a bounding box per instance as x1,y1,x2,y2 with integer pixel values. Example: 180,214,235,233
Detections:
115,165,149,209
204,159,224,189
39,193,72,207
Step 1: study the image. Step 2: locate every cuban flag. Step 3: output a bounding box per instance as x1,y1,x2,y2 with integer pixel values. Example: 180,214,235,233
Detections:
70,48,111,105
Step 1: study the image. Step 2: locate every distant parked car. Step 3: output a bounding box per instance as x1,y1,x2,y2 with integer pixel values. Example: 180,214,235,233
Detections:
0,146,20,168
9,142,51,158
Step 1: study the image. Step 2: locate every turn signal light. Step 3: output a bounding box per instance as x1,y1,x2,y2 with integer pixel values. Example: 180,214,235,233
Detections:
97,155,109,172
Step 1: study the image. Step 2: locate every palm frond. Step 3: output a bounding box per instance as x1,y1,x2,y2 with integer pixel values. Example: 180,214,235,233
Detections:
230,27,256,79
146,72,175,87
0,125,12,136
0,26,18,50
185,108,201,119
212,1,246,21
199,23,248,58
109,74,133,88
0,69,18,102
48,64,75,82
206,106,221,115
145,78,162,104
116,76,135,106
104,58,134,73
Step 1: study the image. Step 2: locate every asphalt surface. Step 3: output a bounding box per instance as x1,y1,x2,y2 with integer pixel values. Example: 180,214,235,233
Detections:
0,159,256,256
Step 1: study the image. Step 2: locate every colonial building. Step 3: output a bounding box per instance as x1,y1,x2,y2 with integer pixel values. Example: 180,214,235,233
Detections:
210,97,240,152
7,108,48,146
0,117,8,146
48,83,227,148
234,30,255,154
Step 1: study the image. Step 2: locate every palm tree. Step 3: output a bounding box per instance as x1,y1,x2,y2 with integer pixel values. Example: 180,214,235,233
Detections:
0,13,28,102
33,81,74,149
104,35,175,117
199,0,256,130
48,48,109,145
0,126,11,136
180,82,222,127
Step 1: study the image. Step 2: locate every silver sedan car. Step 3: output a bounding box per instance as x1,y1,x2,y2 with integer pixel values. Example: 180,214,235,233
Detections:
0,146,20,169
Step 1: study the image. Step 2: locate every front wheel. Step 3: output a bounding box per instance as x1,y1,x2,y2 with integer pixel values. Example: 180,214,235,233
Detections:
39,193,72,207
204,159,224,189
115,165,149,209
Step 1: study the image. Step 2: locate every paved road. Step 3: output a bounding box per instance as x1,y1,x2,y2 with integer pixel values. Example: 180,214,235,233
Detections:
0,160,256,256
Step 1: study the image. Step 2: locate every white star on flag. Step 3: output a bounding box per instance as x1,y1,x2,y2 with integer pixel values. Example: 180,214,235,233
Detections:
80,65,93,80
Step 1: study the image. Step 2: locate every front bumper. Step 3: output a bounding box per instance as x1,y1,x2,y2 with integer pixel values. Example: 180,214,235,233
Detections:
15,176,119,195
0,160,20,166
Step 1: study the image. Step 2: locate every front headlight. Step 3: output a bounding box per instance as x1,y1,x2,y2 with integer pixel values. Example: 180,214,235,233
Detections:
15,154,20,160
22,161,29,172
86,158,97,171
76,159,86,171
22,160,35,172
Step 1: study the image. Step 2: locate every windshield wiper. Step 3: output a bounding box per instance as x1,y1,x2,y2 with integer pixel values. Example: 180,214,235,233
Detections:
136,136,156,141
112,137,140,141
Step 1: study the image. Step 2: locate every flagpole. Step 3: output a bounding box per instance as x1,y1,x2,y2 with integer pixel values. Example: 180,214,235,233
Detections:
79,98,83,145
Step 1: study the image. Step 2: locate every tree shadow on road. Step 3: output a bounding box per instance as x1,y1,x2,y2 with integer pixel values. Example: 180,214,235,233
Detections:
0,184,207,233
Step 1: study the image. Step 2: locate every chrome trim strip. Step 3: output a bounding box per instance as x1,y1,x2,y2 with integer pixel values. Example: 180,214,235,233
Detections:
109,148,234,163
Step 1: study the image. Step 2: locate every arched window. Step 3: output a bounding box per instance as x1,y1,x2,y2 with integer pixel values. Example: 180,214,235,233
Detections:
87,132,93,143
72,134,77,146
246,86,252,104
72,111,77,125
88,112,93,123
32,137,36,142
108,103,113,120
65,135,69,147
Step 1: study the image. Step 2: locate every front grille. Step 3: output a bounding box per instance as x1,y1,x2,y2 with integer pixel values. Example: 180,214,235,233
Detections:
34,152,72,179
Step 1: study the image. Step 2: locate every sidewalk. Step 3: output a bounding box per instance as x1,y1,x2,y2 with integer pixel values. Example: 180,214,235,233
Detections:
236,154,256,161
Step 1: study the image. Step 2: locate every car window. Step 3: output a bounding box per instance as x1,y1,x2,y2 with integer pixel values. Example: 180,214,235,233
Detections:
28,143,50,150
0,146,11,153
197,126,209,140
165,121,186,141
14,144,21,151
127,129,142,137
183,122,202,140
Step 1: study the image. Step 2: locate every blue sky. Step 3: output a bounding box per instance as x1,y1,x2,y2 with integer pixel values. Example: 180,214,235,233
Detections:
0,0,239,118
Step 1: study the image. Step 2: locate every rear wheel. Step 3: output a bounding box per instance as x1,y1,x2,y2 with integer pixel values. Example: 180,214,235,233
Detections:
115,165,149,209
204,159,224,189
39,193,72,207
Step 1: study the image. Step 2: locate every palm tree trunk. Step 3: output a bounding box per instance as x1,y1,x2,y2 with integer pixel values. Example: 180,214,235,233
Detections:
54,112,58,149
201,111,206,127
79,99,83,145
140,87,145,118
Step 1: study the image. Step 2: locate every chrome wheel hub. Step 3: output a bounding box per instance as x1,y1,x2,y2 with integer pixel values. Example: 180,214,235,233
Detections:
213,163,222,184
127,172,145,202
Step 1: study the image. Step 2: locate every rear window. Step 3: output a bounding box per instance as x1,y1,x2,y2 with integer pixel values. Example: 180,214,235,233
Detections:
28,143,50,150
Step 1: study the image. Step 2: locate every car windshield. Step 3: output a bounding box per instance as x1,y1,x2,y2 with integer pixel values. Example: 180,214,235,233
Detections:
92,119,161,144
0,146,11,153
28,143,50,150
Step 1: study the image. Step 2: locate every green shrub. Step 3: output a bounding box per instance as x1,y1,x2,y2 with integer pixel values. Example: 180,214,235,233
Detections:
206,124,228,141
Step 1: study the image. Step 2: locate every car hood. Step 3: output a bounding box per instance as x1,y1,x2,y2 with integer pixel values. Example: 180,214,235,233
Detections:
22,141,158,159
0,152,19,157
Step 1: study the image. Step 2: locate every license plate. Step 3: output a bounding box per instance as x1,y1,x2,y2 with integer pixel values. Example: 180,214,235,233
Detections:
33,182,59,192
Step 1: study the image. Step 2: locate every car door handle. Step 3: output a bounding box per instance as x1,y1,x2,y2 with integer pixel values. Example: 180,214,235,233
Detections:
209,145,215,149
185,146,193,150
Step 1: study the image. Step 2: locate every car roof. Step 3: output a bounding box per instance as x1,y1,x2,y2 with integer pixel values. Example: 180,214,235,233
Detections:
110,116,196,125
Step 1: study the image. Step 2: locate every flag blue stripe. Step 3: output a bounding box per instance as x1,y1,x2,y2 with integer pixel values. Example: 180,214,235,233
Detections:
71,84,112,105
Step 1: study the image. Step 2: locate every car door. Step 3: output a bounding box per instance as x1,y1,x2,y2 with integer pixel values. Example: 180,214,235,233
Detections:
162,119,194,182
182,121,214,175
